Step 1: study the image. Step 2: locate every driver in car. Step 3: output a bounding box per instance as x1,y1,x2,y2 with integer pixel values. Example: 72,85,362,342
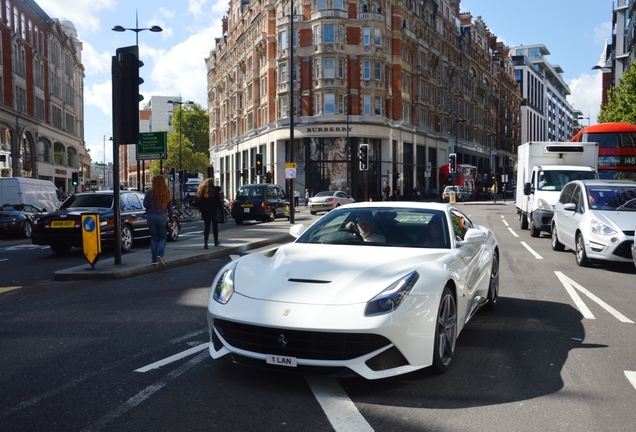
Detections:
345,215,386,243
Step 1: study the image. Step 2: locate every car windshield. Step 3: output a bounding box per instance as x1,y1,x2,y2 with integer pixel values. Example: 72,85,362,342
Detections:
538,170,597,192
296,207,450,248
315,191,335,197
587,186,636,211
236,187,262,198
61,194,113,209
1,205,24,212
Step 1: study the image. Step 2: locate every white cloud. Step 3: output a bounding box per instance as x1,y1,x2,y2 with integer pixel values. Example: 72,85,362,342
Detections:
81,42,113,77
567,72,603,125
85,80,113,116
145,26,221,107
36,0,116,35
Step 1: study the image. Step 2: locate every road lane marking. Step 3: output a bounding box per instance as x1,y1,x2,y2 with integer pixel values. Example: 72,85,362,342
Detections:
306,375,373,432
555,271,634,323
84,352,208,432
555,271,595,319
0,286,21,293
134,342,209,372
520,241,542,259
508,228,519,237
625,371,636,391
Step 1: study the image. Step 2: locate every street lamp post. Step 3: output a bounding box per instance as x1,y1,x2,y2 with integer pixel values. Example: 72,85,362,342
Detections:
453,118,467,161
103,134,112,190
112,12,162,45
111,12,162,265
344,94,350,194
167,99,194,206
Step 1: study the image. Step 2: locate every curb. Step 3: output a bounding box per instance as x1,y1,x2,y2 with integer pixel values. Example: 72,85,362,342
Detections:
53,233,293,282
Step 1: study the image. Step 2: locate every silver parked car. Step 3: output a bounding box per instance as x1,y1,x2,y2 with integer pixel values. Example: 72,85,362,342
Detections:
308,190,355,215
551,180,636,267
442,186,471,202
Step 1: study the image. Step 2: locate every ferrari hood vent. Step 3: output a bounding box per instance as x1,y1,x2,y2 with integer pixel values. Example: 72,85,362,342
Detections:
287,278,331,284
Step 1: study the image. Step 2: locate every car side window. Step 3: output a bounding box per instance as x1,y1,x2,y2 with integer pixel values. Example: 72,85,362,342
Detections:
450,210,470,241
570,185,582,212
120,195,131,211
128,194,143,211
560,183,575,204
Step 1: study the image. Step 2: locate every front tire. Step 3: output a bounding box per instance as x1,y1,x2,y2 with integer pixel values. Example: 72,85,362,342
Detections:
121,225,133,253
575,232,591,267
484,252,499,311
529,216,540,237
22,220,32,238
551,224,565,251
432,287,457,373
167,219,180,242
519,212,528,230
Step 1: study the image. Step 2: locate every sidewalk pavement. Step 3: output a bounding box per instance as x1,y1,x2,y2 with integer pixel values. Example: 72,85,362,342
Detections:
54,210,315,282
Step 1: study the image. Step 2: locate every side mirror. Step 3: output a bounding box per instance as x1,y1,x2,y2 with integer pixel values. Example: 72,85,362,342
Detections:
458,228,486,244
523,182,532,196
563,203,576,212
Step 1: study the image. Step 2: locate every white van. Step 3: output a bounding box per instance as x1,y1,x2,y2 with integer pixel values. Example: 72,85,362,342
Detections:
0,177,61,212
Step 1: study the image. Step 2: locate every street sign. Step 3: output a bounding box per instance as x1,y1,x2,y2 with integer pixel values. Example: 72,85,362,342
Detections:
137,132,167,161
285,162,297,180
164,165,172,174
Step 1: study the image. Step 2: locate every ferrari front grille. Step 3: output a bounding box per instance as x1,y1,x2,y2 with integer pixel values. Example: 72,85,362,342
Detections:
214,319,390,361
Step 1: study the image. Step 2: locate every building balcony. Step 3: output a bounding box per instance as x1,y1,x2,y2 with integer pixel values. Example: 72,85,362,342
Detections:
311,9,349,21
357,13,384,22
277,14,305,26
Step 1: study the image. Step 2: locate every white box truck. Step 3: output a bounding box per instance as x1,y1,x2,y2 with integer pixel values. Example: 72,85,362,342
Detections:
516,142,599,237
0,177,61,212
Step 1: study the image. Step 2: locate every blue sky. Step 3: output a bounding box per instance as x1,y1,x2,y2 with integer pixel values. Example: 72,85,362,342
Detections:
37,0,613,164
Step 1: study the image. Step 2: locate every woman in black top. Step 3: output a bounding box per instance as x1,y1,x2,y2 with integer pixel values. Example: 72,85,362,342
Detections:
196,178,224,248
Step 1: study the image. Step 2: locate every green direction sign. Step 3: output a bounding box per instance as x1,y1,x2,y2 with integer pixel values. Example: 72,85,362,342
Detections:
137,132,167,160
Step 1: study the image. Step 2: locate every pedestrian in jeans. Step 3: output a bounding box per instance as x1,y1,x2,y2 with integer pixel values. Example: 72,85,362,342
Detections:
143,175,174,266
196,178,224,248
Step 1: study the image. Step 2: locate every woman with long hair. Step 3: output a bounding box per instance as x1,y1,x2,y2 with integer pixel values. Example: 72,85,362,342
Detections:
196,178,224,248
143,175,174,265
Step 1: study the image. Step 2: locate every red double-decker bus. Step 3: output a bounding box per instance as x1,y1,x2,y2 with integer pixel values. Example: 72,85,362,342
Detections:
570,122,636,180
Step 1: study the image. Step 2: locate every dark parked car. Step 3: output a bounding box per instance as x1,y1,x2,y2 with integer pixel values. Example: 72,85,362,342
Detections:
0,204,46,239
231,184,289,225
32,190,180,254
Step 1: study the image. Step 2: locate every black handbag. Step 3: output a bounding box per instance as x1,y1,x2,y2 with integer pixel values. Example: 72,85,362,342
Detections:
214,203,227,224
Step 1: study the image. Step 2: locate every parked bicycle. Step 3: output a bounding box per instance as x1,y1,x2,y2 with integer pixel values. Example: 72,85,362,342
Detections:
173,197,199,220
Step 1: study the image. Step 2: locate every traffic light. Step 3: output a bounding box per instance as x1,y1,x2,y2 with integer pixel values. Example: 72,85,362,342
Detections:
169,167,175,182
71,172,79,186
255,153,263,176
178,169,186,184
449,153,457,173
113,45,143,144
359,143,369,171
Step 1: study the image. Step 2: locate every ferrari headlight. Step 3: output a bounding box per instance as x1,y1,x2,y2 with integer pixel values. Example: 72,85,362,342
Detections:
537,198,552,211
364,271,419,317
212,262,237,304
590,219,617,236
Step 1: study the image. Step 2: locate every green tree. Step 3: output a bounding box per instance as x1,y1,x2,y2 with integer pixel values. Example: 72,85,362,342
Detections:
170,103,209,154
149,103,210,176
598,62,636,124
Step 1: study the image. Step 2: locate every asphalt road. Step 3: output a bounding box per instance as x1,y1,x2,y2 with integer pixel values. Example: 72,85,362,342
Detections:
1,203,635,432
